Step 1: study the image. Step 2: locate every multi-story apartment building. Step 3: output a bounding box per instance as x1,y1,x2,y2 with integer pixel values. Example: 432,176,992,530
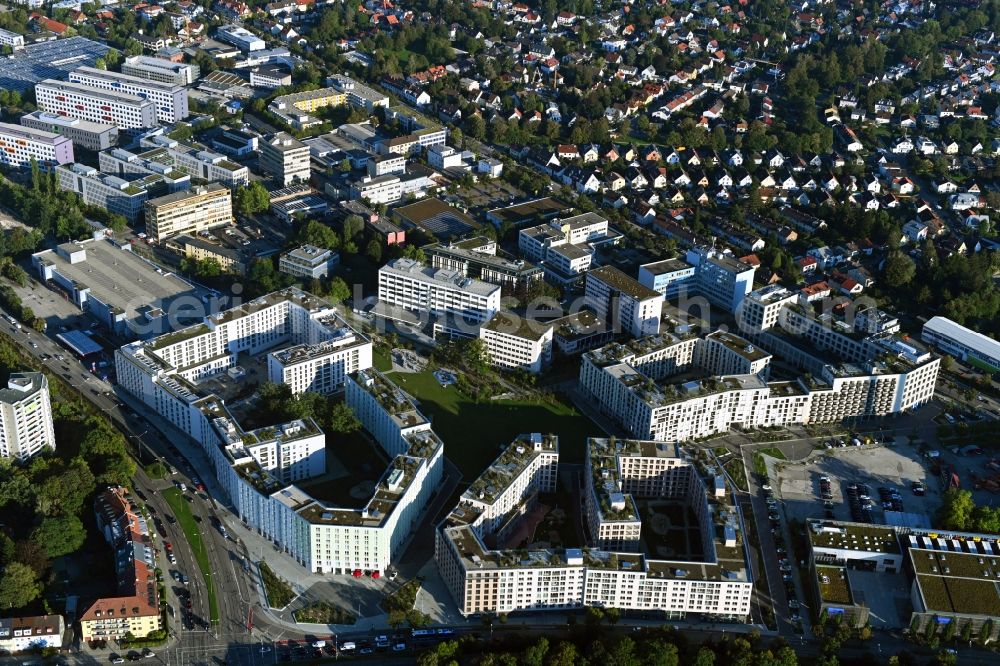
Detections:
35,79,157,130
122,56,200,85
367,154,406,177
80,487,161,642
68,67,188,123
259,132,310,186
0,373,55,462
0,616,64,653
737,284,799,334
437,438,754,619
279,244,339,280
684,246,756,313
479,312,553,374
115,294,438,577
584,265,663,338
56,163,159,222
350,174,402,205
425,237,543,293
144,183,232,241
327,74,390,113
519,213,612,284
580,332,940,442
20,111,118,151
139,133,250,187
638,258,696,300
378,258,501,325
697,330,772,379
268,87,346,129
0,122,74,170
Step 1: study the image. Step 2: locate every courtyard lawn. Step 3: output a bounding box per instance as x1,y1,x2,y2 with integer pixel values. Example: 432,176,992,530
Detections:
390,368,601,476
162,487,220,625
373,346,393,372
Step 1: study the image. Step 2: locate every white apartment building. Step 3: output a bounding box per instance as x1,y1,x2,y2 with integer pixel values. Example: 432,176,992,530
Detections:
579,333,940,442
697,330,772,379
367,154,406,178
737,284,799,334
0,616,64,653
115,292,438,576
56,163,154,222
97,148,192,192
0,122,74,170
122,56,200,86
279,244,339,280
20,111,118,151
685,246,756,313
0,373,55,463
139,133,250,187
584,265,663,338
327,74,390,112
479,312,553,374
69,67,188,123
378,258,501,325
350,174,402,205
0,28,25,51
259,132,310,186
144,183,232,242
35,79,157,130
437,438,754,618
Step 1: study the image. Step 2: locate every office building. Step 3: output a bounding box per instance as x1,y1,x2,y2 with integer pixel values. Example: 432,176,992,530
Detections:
638,258,696,300
97,147,191,192
122,56,200,85
0,616,64,653
250,64,292,89
684,246,756,313
0,122,73,170
549,310,615,355
922,316,1000,373
378,258,501,325
584,265,663,338
169,234,247,274
35,79,157,130
269,184,329,223
518,213,616,283
211,128,258,158
20,111,118,151
579,332,939,442
69,66,189,123
80,487,162,642
56,163,158,222
437,438,753,618
426,237,542,293
479,312,554,374
259,132,310,186
279,244,339,280
138,133,250,187
144,183,232,242
367,154,406,177
0,373,55,462
217,24,265,51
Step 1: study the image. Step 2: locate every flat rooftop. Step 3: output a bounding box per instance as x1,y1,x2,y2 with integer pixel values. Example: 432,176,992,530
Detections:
33,239,197,331
0,36,110,94
588,265,661,301
809,520,901,554
482,311,552,341
464,433,558,506
382,258,500,298
912,548,1000,617
487,197,572,226
705,330,771,362
641,258,694,275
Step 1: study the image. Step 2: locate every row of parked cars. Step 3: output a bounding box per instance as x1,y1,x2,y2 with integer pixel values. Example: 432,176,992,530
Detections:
847,483,876,523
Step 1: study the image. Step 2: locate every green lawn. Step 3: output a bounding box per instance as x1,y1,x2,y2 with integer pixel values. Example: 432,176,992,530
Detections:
757,447,788,461
373,346,393,372
390,368,600,476
162,487,220,625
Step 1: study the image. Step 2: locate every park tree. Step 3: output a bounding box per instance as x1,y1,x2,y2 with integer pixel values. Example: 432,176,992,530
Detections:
234,181,271,216
296,220,340,250
883,250,916,288
366,239,383,264
0,562,41,610
327,276,352,303
342,214,365,242
32,515,86,558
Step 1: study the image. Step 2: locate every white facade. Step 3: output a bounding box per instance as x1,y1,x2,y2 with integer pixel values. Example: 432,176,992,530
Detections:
20,111,118,152
479,312,553,374
279,244,339,280
0,373,55,462
584,265,662,338
0,122,74,170
637,258,696,300
56,163,152,222
122,56,200,85
259,132,310,186
69,67,189,123
139,133,250,187
378,258,501,324
922,316,1000,372
685,246,756,314
217,24,266,51
35,79,157,130
0,28,25,51
0,616,64,653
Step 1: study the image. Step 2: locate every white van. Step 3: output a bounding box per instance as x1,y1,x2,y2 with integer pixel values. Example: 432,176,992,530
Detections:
338,642,356,651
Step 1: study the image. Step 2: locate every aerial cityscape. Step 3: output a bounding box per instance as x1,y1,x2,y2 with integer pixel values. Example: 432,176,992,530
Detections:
0,0,998,665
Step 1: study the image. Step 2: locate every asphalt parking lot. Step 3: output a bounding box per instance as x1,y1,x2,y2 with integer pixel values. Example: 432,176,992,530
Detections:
775,444,940,527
